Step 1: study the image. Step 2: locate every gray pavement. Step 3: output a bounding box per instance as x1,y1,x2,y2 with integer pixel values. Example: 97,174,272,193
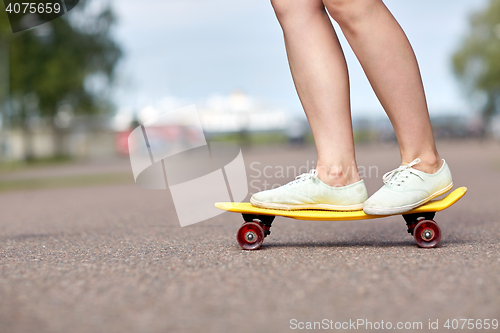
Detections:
0,141,499,333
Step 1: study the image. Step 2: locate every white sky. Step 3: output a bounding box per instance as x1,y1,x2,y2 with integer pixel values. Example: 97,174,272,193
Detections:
110,0,489,118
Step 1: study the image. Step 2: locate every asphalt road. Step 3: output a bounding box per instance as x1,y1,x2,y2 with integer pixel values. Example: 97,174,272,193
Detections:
1,140,499,333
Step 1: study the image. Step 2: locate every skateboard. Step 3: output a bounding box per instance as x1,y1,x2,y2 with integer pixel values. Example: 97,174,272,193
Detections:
215,187,467,250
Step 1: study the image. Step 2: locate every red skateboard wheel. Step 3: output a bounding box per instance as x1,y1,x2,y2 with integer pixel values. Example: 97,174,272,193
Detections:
413,220,441,248
236,222,265,250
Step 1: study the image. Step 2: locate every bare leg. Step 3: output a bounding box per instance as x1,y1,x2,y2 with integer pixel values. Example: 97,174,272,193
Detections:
272,0,360,186
324,0,442,173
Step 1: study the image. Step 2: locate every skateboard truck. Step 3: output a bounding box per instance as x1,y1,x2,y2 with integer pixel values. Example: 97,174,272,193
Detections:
242,214,275,237
402,212,436,235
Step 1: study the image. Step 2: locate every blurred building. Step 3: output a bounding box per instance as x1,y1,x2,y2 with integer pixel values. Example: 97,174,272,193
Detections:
1,98,493,162
198,91,288,134
490,115,500,141
0,115,117,161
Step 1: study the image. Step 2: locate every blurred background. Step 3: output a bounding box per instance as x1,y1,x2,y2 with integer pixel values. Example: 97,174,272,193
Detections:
1,0,500,168
1,1,500,332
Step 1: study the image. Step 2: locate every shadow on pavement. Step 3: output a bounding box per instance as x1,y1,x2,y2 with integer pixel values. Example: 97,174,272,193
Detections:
261,238,471,249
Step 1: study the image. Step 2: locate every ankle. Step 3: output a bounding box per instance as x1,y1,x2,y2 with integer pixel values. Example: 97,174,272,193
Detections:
315,164,361,187
406,154,442,174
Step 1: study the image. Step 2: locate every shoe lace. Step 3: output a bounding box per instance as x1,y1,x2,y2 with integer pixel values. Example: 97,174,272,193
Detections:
287,169,318,185
382,158,423,187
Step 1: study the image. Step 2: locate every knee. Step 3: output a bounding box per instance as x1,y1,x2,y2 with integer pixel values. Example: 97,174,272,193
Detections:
323,0,377,29
271,0,323,25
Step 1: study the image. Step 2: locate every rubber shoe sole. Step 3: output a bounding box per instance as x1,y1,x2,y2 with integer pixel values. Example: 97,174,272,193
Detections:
363,182,454,215
250,197,364,211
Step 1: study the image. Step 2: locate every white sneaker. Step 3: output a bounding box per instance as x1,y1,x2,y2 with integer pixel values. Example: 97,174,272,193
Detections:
250,169,368,211
363,158,453,215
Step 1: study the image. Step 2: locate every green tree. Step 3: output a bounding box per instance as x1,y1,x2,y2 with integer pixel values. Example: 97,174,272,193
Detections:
0,1,122,160
453,0,500,131
0,7,14,160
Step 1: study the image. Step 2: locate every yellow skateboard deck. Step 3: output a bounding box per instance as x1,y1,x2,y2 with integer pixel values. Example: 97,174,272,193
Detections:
216,187,467,221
